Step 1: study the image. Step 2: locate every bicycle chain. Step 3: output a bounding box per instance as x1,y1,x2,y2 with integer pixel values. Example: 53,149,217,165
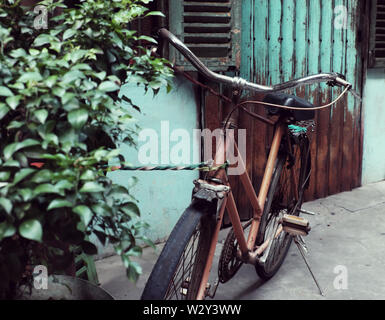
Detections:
218,221,252,283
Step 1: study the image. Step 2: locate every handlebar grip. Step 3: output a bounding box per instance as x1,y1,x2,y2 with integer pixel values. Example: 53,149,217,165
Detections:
158,28,171,41
336,77,352,88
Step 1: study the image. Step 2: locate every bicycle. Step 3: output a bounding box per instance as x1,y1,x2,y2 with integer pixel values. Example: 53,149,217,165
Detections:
141,28,359,300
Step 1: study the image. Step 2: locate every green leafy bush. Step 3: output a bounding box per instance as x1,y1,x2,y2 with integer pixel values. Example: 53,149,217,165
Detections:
0,0,173,298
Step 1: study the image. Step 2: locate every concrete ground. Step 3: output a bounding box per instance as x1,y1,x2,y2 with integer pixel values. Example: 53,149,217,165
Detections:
95,181,385,300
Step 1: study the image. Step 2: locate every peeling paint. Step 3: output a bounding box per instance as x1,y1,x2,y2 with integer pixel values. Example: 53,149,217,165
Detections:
240,0,363,199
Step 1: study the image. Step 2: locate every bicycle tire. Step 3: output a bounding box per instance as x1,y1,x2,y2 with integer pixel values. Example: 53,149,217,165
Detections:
255,135,310,280
141,200,216,300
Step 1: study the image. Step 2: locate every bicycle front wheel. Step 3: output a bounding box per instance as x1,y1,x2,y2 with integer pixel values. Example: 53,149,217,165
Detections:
255,134,310,279
141,200,216,300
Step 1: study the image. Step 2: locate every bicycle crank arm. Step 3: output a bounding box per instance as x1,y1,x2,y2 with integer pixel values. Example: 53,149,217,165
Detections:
237,225,285,265
243,215,311,265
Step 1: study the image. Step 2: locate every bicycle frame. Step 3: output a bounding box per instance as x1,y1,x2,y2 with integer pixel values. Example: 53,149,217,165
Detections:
194,112,291,300
153,29,354,301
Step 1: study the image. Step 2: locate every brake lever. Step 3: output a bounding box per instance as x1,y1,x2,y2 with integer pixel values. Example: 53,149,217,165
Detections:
327,81,361,101
326,72,345,87
326,73,361,101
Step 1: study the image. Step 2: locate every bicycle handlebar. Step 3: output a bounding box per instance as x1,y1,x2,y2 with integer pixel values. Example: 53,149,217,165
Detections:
158,28,360,99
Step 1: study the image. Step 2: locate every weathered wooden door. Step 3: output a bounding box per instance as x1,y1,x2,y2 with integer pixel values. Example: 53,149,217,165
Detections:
238,0,365,202
203,0,365,221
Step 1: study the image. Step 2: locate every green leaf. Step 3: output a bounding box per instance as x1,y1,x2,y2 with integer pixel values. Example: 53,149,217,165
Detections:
70,49,87,63
80,170,96,180
19,188,33,202
6,95,21,110
29,48,40,56
79,182,104,193
42,133,59,148
145,11,165,18
18,72,42,83
62,70,84,84
3,160,19,168
55,180,73,191
126,246,142,257
0,222,16,241
33,34,51,47
53,87,66,97
0,103,10,120
63,28,76,40
30,169,52,183
67,108,88,129
34,183,60,196
91,203,111,216
46,75,58,88
125,260,142,282
35,109,48,124
62,92,75,105
73,205,93,226
12,168,36,185
0,197,12,214
19,219,43,242
9,48,26,58
94,71,106,81
6,120,24,130
138,35,158,44
98,81,120,92
0,86,14,97
3,139,40,160
47,199,73,210
140,235,156,249
0,171,11,181
121,202,140,217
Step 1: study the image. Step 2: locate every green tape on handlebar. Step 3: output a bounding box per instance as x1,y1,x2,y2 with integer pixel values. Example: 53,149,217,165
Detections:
288,125,307,134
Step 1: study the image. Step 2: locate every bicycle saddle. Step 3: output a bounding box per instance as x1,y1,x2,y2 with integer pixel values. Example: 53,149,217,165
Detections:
264,93,315,121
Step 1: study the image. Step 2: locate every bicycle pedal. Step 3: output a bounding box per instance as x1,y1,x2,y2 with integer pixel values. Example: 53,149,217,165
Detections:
282,214,311,236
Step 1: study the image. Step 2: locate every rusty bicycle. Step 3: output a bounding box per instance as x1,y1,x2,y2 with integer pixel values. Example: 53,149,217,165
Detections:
141,28,359,300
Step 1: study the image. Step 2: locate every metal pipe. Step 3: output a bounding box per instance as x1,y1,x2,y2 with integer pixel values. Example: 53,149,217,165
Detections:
247,123,285,249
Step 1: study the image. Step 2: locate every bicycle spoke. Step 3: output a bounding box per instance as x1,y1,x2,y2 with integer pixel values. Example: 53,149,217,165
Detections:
165,224,201,300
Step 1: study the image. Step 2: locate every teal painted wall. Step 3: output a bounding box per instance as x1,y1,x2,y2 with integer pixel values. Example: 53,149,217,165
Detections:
362,69,385,184
240,0,363,198
108,75,199,243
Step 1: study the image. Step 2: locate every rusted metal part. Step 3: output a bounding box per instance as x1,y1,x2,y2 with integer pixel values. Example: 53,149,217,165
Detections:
192,179,230,202
196,196,227,300
231,138,263,221
225,191,249,257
